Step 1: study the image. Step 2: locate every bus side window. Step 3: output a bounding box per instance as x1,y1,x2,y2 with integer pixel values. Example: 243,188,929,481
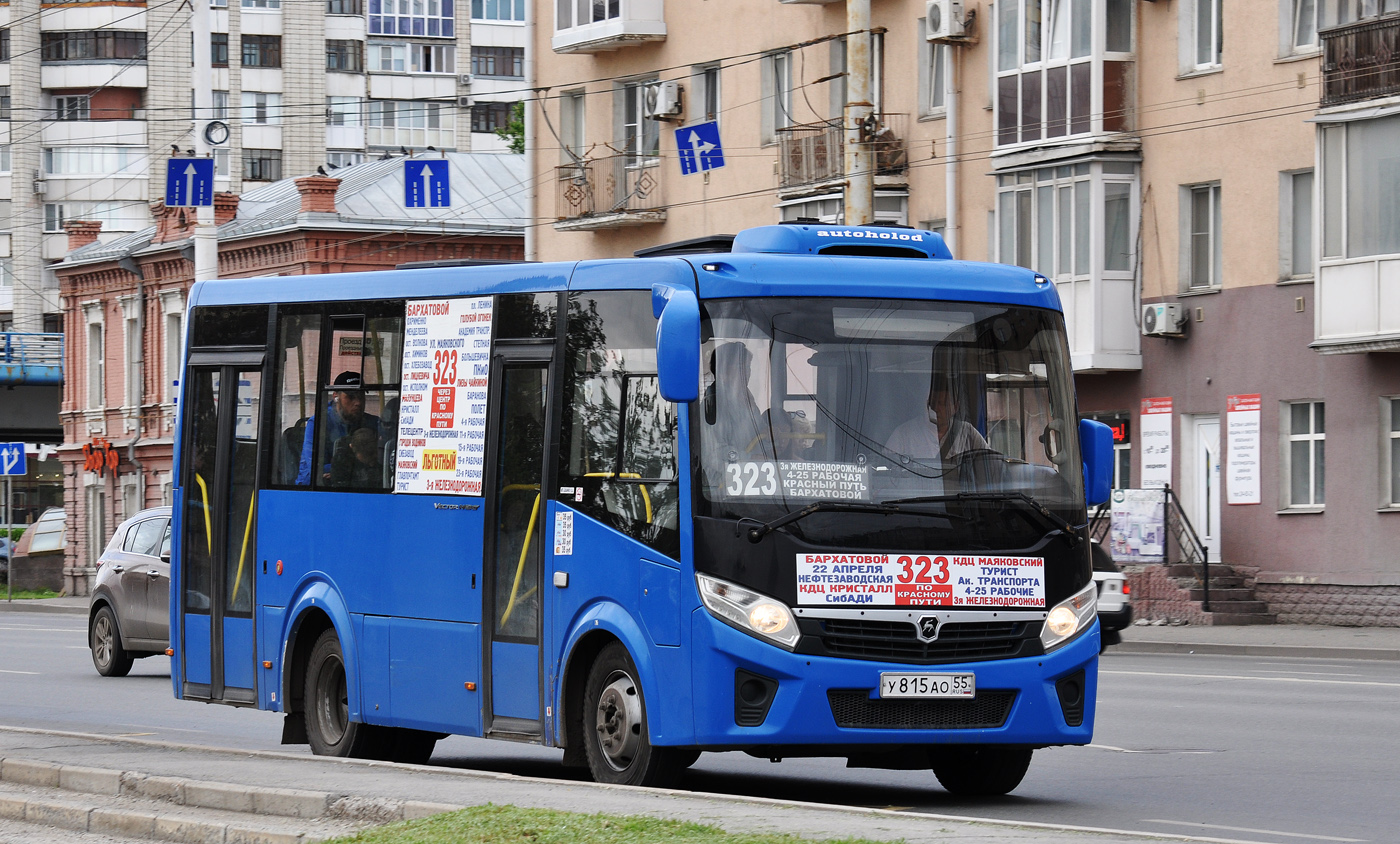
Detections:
559,291,680,560
275,310,321,486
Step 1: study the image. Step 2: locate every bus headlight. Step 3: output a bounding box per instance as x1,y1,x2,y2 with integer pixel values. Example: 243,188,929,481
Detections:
1039,583,1097,652
697,573,801,650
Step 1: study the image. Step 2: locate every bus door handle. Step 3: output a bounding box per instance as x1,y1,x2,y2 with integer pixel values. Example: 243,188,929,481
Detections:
553,572,569,588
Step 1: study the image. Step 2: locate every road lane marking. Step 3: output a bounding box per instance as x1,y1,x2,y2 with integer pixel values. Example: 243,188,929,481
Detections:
1253,669,1365,677
0,669,39,675
1103,669,1400,688
1089,744,1220,754
0,626,86,633
1143,819,1365,842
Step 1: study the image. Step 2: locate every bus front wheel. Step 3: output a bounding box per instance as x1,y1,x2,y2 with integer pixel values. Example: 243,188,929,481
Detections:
305,629,374,758
581,642,685,788
929,746,1033,796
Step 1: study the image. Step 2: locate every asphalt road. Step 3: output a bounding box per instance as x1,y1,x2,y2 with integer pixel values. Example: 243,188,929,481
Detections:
1,612,1395,844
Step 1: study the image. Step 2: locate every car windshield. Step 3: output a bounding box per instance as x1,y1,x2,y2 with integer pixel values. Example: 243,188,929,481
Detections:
693,297,1084,545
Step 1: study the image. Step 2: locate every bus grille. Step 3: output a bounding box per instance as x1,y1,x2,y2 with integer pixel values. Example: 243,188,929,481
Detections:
809,619,1037,664
827,689,1016,730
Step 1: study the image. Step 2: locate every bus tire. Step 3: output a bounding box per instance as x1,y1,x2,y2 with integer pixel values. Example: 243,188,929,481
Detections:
304,629,373,758
90,605,134,678
929,746,1033,796
376,728,439,765
581,642,684,788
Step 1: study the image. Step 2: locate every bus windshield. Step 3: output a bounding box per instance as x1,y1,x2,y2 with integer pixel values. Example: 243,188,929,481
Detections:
695,297,1084,545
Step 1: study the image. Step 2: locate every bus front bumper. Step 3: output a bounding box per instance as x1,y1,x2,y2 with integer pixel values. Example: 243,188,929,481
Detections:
686,609,1099,749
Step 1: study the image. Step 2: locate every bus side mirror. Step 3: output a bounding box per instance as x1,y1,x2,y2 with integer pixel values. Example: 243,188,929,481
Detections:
1079,419,1114,507
653,284,700,403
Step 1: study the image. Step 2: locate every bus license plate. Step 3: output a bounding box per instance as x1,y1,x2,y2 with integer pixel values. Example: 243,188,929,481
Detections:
879,672,975,699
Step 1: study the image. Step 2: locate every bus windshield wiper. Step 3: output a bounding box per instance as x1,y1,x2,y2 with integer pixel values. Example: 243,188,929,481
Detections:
882,492,1082,546
744,500,969,544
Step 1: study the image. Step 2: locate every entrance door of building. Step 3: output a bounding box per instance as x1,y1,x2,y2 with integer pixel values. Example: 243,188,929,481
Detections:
1188,415,1222,563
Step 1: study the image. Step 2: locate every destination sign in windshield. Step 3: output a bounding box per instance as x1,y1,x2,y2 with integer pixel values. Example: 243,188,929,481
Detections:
724,461,869,501
796,553,1046,607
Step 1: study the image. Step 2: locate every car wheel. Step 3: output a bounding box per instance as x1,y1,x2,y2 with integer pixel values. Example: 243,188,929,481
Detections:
304,629,374,758
90,605,134,678
581,642,685,787
929,746,1034,796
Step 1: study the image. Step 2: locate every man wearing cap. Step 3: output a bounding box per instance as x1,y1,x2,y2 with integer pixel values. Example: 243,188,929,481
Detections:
296,371,382,486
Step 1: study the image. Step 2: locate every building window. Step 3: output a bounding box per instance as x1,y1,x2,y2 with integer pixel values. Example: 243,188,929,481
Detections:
327,39,364,72
211,33,229,67
326,96,363,126
473,0,524,21
241,35,282,68
919,32,947,118
0,87,9,119
1184,0,1222,71
52,95,90,121
0,145,9,172
620,80,660,165
211,0,227,7
471,101,513,133
243,149,283,181
213,148,230,177
1321,0,1400,27
369,0,454,38
1184,182,1222,290
328,0,362,14
412,43,455,73
1,29,9,62
124,305,140,407
213,90,230,119
366,100,454,147
1286,401,1325,508
691,64,720,123
41,31,147,61
0,258,12,287
240,92,282,124
45,202,144,232
762,51,793,144
44,146,145,176
242,0,280,8
370,43,406,72
326,150,365,168
778,192,908,226
87,317,105,409
556,0,617,29
472,46,521,78
1281,169,1313,281
162,296,183,404
1320,116,1400,261
1386,397,1400,507
1284,0,1320,55
560,89,585,163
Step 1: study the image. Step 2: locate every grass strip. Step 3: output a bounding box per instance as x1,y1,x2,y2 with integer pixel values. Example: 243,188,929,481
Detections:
327,804,895,844
2,589,62,600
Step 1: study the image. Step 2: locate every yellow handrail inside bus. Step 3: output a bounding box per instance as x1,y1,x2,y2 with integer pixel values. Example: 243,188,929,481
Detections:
231,491,256,608
193,473,212,556
583,473,653,523
500,492,540,627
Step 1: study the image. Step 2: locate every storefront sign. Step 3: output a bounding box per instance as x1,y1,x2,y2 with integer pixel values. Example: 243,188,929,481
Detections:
1226,393,1262,505
1139,397,1173,489
395,297,493,495
1109,488,1167,563
81,438,120,477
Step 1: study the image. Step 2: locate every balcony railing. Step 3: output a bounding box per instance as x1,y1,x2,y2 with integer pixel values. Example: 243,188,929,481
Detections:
554,155,664,230
777,114,908,189
1321,15,1400,106
0,333,64,387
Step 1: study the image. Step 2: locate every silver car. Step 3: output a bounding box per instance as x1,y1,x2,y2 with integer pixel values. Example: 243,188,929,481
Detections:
88,507,172,676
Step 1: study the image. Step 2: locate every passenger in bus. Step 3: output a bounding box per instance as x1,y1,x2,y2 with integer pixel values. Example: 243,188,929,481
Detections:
296,371,382,485
885,374,987,461
329,428,383,488
704,342,775,460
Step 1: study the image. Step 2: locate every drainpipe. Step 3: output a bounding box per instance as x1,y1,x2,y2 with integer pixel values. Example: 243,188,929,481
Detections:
844,0,874,225
523,0,537,261
944,44,958,254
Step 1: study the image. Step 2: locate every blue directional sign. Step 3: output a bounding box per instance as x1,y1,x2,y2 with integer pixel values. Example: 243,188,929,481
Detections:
675,121,725,176
0,443,25,477
405,159,451,208
165,158,215,207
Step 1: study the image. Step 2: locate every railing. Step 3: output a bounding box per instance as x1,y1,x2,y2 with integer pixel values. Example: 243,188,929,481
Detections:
1162,484,1210,612
1087,502,1111,546
777,114,908,189
0,333,64,387
554,154,663,221
1321,15,1400,106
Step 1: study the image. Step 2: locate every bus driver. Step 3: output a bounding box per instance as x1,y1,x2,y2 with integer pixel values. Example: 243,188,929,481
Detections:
885,373,987,462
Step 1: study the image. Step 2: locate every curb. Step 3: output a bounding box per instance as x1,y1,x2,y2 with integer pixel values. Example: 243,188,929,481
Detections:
0,601,87,615
1116,640,1400,661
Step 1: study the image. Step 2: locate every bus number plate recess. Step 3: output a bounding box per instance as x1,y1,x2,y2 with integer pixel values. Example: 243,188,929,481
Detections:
878,672,976,699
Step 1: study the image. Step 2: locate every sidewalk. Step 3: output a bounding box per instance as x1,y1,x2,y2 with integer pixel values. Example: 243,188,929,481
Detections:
5,595,1399,660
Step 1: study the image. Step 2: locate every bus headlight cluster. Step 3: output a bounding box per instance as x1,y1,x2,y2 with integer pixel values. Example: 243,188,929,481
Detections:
1039,583,1098,652
696,573,801,650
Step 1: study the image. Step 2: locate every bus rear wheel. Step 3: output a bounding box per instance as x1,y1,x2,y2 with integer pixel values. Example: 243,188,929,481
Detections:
929,746,1033,796
305,629,375,758
581,642,685,788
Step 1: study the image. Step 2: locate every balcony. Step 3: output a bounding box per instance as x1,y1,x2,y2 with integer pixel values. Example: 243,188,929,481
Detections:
1321,15,1400,106
0,333,64,387
552,0,665,54
777,115,908,190
554,155,665,231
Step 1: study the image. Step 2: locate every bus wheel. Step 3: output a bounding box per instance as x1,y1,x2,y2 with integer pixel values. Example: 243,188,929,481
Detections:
929,746,1033,796
379,728,438,765
90,606,133,678
305,629,372,757
582,642,683,787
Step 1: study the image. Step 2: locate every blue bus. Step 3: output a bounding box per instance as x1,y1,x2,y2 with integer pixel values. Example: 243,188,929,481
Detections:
171,223,1113,795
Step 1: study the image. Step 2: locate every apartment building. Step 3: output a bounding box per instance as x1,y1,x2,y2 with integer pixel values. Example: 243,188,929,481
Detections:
0,0,526,334
530,1,1400,624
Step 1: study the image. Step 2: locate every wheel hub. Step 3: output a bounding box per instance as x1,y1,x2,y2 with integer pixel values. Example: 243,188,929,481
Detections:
594,671,642,771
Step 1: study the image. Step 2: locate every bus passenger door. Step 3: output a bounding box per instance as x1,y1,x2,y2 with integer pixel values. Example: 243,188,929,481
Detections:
180,362,262,705
483,347,552,738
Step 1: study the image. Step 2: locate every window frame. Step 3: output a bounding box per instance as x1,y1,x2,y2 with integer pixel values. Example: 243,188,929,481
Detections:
473,0,525,21
471,100,515,134
327,39,364,73
1181,181,1222,291
240,34,282,69
242,148,283,181
1280,0,1320,57
761,51,793,146
211,33,229,67
327,0,363,14
1279,168,1314,282
1181,0,1223,73
1282,400,1325,510
240,91,282,125
618,79,660,166
918,25,948,120
471,45,522,78
53,94,91,121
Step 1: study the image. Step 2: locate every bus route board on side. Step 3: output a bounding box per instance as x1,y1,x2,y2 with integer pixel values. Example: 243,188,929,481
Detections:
396,296,493,495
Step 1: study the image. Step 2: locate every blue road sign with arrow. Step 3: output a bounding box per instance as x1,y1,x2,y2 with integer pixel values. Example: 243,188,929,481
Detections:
0,443,25,476
676,121,725,176
405,160,451,208
165,158,215,207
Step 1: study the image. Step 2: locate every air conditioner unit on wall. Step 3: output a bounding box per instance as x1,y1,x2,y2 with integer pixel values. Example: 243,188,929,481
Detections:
459,74,472,88
1141,303,1186,337
642,80,683,121
926,0,965,41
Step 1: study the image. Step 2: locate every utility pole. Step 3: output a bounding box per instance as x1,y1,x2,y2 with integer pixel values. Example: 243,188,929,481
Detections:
843,0,874,226
190,0,218,281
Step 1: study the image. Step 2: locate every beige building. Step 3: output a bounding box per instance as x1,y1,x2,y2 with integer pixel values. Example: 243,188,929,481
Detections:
530,1,1400,625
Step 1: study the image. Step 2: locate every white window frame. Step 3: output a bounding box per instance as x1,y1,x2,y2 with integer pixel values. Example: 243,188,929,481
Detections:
777,191,908,227
412,43,455,74
53,95,90,121
1181,182,1222,291
1,145,13,173
370,42,407,73
1181,0,1223,73
160,290,184,406
120,295,141,409
691,64,720,124
327,96,363,126
240,91,282,125
1381,397,1400,510
1282,400,1325,510
762,50,793,146
85,480,106,566
918,27,948,120
1279,169,1314,282
560,89,585,164
1280,0,1320,57
84,301,105,410
618,79,659,167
